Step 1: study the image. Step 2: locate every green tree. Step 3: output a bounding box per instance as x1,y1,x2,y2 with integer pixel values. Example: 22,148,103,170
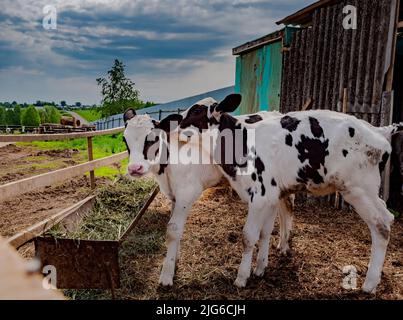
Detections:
0,107,6,125
5,109,15,125
96,59,140,118
38,109,47,123
14,105,22,125
21,105,41,127
61,101,66,107
44,105,61,123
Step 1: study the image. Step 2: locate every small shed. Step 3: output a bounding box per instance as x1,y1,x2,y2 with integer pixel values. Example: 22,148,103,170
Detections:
232,28,299,114
278,0,402,127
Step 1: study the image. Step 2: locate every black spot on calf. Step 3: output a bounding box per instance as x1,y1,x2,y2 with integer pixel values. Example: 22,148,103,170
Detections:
309,117,324,138
245,114,263,124
247,188,254,203
379,152,390,174
252,172,257,181
295,135,329,185
281,116,301,132
255,157,265,175
271,178,277,186
342,150,348,157
285,134,293,147
349,127,355,138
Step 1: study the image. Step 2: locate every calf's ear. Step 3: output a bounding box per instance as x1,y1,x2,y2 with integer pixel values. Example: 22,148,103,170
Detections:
123,108,137,125
215,94,242,114
156,114,183,132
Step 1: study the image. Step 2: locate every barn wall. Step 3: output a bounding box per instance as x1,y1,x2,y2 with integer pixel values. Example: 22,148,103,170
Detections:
281,0,397,126
235,40,283,115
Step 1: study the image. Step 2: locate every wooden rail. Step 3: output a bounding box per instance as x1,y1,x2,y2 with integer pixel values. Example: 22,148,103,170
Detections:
0,151,128,202
0,126,124,142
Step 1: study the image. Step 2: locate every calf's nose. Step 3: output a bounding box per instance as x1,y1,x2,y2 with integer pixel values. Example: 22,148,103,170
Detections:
128,164,144,176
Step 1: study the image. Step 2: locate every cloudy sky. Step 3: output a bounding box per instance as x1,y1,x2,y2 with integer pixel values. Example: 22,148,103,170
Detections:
0,0,311,105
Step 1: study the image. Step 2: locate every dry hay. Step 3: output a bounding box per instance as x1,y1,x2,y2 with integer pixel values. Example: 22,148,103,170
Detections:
46,177,156,241
67,183,403,300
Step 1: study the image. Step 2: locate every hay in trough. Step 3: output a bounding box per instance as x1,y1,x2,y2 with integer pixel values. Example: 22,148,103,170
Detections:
45,176,156,241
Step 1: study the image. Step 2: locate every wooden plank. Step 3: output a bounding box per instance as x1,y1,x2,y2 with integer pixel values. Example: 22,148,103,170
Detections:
301,97,313,111
7,196,95,249
87,137,95,189
0,126,124,143
120,187,160,242
385,0,400,92
342,88,348,113
0,152,128,202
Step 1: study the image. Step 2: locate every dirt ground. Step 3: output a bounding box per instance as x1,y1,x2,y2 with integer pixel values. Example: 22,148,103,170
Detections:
70,185,403,300
0,144,95,238
1,144,402,300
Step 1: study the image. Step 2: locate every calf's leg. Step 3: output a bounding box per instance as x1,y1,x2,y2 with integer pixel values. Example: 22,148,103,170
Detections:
277,197,293,254
343,191,394,293
254,205,279,276
235,201,277,287
159,189,202,286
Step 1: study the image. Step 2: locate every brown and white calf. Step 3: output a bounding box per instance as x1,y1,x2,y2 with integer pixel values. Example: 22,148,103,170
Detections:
122,105,292,286
179,93,400,293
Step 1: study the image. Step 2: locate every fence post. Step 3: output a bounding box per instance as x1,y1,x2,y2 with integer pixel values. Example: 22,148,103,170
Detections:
159,109,162,120
87,136,96,189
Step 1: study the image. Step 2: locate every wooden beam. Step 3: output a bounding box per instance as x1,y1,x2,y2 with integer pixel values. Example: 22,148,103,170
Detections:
120,187,160,242
386,0,400,92
342,88,348,113
87,137,95,189
0,152,128,202
301,98,313,111
7,196,95,249
0,126,124,143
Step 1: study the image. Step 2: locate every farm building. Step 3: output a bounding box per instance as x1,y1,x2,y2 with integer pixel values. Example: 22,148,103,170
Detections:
233,0,403,208
232,28,298,114
233,0,403,128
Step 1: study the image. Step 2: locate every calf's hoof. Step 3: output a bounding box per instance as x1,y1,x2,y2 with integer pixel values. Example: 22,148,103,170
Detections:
159,274,174,287
362,281,378,294
277,242,290,255
234,277,247,288
253,263,266,277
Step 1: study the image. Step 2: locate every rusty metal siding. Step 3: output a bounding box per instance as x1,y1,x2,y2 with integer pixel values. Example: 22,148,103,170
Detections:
235,40,283,115
281,0,396,126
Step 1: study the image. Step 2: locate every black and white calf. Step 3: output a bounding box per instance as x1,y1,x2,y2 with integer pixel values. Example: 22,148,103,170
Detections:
123,104,292,286
179,93,396,293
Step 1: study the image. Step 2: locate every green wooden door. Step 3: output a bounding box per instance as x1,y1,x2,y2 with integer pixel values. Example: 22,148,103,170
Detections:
235,40,282,115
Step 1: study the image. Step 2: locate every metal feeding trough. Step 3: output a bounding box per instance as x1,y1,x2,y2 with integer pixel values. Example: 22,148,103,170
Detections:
34,187,159,292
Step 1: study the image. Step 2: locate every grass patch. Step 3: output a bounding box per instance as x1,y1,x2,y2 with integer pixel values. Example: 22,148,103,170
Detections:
17,133,128,178
74,109,103,122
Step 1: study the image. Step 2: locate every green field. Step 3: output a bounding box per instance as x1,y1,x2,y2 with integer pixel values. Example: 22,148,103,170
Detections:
17,133,128,178
74,108,103,122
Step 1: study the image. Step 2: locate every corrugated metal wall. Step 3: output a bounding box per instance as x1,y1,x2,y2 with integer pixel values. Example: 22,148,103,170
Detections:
281,0,397,126
235,40,283,114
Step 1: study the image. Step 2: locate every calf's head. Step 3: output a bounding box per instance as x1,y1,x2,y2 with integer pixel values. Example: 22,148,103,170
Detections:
179,94,242,135
123,108,182,177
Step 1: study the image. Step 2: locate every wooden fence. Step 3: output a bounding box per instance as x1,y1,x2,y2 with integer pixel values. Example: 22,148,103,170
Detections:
0,127,127,202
